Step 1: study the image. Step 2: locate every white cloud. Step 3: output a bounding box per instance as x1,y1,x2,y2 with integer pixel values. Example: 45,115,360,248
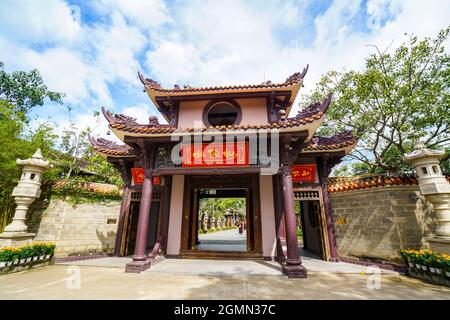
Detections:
94,0,170,30
22,48,90,104
1,0,450,135
0,0,81,43
86,12,147,86
144,0,450,115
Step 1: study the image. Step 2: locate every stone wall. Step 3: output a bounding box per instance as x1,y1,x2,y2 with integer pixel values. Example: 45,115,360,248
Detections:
28,198,121,257
330,185,437,263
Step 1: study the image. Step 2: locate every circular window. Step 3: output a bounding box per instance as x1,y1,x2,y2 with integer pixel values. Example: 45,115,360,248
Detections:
204,101,241,127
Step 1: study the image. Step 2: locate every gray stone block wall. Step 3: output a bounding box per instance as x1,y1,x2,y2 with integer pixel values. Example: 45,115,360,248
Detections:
330,186,437,263
28,198,121,257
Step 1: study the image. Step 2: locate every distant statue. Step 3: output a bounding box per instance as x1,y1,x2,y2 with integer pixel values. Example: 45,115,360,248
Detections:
203,214,209,232
209,216,215,230
215,215,221,229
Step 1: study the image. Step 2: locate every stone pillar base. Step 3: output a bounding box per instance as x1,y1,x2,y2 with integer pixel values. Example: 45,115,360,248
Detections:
125,260,152,273
328,257,341,263
428,238,450,255
0,232,36,248
282,264,307,278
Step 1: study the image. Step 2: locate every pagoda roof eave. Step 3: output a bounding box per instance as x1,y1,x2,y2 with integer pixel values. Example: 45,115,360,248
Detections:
88,134,135,158
138,66,308,114
301,130,358,155
101,93,332,144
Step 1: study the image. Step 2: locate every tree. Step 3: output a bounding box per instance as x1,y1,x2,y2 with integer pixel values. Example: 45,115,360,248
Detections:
301,27,450,174
0,101,57,230
0,63,120,231
0,62,63,118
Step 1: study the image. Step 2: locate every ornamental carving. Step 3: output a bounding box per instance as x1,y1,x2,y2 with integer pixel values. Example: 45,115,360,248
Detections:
146,78,161,89
94,137,133,154
114,113,138,125
285,72,301,84
310,131,356,147
294,94,332,120
148,116,160,126
284,64,308,84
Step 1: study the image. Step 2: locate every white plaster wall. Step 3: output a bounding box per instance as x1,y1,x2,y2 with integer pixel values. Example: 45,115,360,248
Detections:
166,175,185,255
259,175,277,258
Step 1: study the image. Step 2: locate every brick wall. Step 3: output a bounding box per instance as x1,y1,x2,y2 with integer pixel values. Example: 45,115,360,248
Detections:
330,185,437,263
28,198,121,257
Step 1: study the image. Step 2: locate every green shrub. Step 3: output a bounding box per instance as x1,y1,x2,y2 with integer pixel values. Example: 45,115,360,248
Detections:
0,242,55,261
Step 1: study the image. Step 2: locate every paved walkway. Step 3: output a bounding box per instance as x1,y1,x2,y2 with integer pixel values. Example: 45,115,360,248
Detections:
197,228,246,251
199,228,246,241
1,264,449,299
59,257,396,275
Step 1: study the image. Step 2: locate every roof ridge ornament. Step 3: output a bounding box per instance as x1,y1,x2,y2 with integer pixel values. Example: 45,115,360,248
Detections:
295,93,332,119
137,66,308,93
138,71,161,89
310,130,357,146
148,116,160,126
284,64,309,84
88,134,133,155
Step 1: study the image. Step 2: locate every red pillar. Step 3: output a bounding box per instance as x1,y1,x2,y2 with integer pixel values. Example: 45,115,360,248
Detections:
273,174,286,261
132,172,153,261
114,185,130,256
281,164,307,278
319,159,339,262
126,145,155,273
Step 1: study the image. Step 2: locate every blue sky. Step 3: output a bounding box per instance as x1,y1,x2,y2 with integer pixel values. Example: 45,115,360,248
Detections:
0,0,449,140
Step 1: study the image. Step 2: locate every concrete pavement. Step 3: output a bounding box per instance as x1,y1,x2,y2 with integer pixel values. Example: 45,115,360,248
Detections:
1,264,449,299
57,257,399,275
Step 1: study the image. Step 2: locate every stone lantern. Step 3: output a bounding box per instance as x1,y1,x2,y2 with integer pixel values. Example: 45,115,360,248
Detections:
0,149,50,246
404,141,450,254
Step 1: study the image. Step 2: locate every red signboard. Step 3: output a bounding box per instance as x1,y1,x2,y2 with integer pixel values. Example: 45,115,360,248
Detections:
131,168,145,184
131,168,160,185
291,164,316,182
181,142,249,167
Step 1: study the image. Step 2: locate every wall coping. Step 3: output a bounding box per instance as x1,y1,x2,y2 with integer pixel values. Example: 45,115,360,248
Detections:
328,174,449,194
329,184,419,196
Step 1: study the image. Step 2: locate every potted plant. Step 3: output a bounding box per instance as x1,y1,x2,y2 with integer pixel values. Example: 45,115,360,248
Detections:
414,251,423,270
400,250,415,268
11,248,20,265
43,243,55,259
22,245,33,262
38,243,45,260
443,255,450,278
32,244,40,261
19,247,27,264
428,253,437,273
420,251,433,271
0,248,9,268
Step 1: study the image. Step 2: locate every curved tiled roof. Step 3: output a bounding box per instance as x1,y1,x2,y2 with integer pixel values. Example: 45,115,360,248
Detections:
101,94,332,137
138,65,309,94
303,130,357,152
88,135,134,157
